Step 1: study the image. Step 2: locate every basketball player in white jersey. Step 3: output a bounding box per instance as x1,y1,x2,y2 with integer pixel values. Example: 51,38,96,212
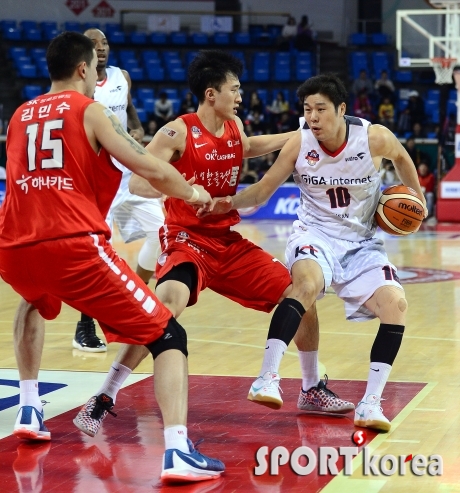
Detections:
73,29,165,352
204,73,427,432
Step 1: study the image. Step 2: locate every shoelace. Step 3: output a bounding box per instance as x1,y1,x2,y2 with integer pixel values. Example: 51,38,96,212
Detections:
267,373,283,394
81,322,104,345
93,395,117,418
320,374,340,398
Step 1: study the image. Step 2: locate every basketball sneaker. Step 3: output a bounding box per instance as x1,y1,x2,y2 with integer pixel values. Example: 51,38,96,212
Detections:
73,320,107,352
13,406,51,441
161,438,225,483
247,371,283,409
297,375,355,415
354,394,391,432
73,393,117,437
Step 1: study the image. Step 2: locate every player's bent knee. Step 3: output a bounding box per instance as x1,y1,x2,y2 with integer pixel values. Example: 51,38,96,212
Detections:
398,297,408,313
145,317,188,359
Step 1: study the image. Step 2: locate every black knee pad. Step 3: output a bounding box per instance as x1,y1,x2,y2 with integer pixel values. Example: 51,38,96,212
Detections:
145,317,188,359
156,262,197,293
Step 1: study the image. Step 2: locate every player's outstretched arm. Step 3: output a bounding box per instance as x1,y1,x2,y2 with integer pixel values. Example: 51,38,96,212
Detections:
85,102,210,205
235,117,297,158
369,125,427,215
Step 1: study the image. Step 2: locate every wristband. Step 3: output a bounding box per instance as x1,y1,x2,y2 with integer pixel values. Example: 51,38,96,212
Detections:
188,187,200,203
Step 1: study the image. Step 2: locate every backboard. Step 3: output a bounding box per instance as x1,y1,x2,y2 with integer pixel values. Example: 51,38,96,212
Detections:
396,3,460,68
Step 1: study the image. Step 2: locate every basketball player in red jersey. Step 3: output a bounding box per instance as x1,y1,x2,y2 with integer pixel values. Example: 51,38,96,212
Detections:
0,32,230,484
74,51,354,470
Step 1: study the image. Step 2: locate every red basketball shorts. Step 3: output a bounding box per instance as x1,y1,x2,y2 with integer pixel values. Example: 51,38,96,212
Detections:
0,234,172,345
156,225,291,312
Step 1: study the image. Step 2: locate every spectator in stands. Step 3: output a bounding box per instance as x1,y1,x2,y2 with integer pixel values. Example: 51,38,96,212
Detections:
407,90,425,126
266,91,289,131
295,15,315,51
417,162,435,217
239,158,259,184
396,107,412,136
276,112,295,133
145,119,158,137
352,69,374,98
378,96,395,131
279,16,297,50
245,110,267,135
380,159,401,187
179,92,196,115
375,70,395,103
410,122,427,139
248,91,264,116
154,92,174,126
353,89,374,121
404,137,431,167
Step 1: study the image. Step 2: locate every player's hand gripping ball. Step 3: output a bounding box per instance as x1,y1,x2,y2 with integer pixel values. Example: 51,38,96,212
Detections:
375,185,425,235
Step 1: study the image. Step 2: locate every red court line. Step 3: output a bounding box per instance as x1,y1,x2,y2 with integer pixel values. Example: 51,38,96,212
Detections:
0,376,426,492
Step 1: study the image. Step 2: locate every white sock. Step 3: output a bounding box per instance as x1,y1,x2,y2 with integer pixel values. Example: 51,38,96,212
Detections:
164,425,188,452
95,363,132,404
362,362,392,400
259,339,287,376
298,350,320,391
19,380,42,412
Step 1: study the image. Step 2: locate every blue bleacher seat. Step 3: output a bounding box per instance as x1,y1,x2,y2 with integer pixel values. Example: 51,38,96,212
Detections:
425,100,440,124
40,21,57,31
192,33,208,45
9,47,27,61
18,64,38,78
142,50,160,63
349,33,367,45
146,67,165,81
274,63,291,82
185,51,199,67
135,107,147,123
162,88,179,100
447,99,457,115
449,89,457,100
372,52,391,79
213,33,230,45
84,22,100,30
0,20,16,30
171,32,188,45
169,67,186,81
4,28,22,40
131,32,147,44
23,28,42,41
371,33,389,45
105,23,122,34
144,59,163,74
129,68,144,81
20,21,37,30
163,51,180,62
30,48,46,62
14,56,32,69
296,66,312,82
170,98,180,114
138,88,155,102
394,71,412,83
109,31,126,44
23,85,42,100
64,22,81,31
427,89,441,101
142,98,155,113
36,58,49,78
151,32,168,45
350,52,369,79
43,27,59,41
107,52,118,66
234,32,250,45
253,68,269,82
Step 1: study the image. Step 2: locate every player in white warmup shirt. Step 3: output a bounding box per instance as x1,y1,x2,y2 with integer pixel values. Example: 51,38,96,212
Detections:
73,29,165,352
203,73,428,432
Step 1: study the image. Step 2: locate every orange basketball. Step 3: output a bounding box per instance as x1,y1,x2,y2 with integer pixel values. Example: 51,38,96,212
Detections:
375,185,425,235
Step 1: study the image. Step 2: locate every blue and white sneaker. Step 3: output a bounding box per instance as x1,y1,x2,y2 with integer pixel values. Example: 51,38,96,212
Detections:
161,438,224,483
14,406,51,441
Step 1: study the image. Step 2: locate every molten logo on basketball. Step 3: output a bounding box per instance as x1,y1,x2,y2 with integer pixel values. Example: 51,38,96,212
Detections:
398,202,423,216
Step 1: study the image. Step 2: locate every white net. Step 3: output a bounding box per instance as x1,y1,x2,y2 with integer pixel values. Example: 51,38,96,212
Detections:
430,58,457,84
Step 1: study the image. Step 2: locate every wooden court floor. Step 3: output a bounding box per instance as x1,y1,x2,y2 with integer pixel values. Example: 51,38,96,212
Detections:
1,219,460,492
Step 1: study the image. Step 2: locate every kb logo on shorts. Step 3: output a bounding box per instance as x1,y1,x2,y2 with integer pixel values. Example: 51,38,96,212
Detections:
295,245,318,258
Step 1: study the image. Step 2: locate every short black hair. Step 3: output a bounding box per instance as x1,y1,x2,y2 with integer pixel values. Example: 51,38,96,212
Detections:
47,31,95,81
188,50,243,103
297,73,348,111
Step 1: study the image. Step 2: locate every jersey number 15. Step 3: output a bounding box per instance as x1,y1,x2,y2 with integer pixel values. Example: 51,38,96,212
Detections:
26,120,64,171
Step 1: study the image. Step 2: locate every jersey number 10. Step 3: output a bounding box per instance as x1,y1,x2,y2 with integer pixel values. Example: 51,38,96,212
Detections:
26,120,64,171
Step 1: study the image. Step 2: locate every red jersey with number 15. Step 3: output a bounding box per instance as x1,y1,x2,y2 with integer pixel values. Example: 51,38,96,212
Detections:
164,113,243,235
0,91,121,248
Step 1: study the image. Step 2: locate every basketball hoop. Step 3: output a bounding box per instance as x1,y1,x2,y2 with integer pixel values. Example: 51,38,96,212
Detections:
430,57,457,84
